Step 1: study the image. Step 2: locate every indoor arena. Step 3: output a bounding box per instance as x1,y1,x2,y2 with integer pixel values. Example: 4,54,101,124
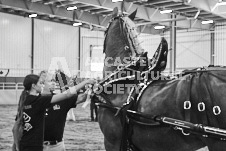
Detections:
1,0,226,151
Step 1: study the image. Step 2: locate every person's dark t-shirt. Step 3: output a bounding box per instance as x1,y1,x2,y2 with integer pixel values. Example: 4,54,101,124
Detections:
44,95,77,141
20,95,52,148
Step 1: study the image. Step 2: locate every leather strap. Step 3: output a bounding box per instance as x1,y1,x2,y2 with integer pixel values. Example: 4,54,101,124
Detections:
184,75,193,122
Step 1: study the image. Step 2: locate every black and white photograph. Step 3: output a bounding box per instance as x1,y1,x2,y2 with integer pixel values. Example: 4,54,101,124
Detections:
0,0,226,150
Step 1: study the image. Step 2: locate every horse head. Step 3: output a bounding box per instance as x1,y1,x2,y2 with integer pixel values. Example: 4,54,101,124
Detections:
103,7,144,75
92,7,148,151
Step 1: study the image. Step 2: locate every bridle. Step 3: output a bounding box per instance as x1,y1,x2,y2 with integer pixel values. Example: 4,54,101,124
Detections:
92,14,226,150
92,15,148,107
104,15,144,60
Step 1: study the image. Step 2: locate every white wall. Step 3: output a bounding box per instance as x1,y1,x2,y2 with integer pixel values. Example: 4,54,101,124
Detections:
0,12,226,75
34,19,79,74
176,29,211,69
215,22,226,65
80,28,104,78
140,29,211,71
0,13,80,77
0,13,31,76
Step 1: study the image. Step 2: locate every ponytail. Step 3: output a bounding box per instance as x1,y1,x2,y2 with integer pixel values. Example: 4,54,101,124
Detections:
12,90,28,151
16,90,28,121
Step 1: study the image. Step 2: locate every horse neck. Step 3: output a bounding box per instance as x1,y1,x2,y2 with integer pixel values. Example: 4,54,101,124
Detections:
104,87,130,107
104,42,132,76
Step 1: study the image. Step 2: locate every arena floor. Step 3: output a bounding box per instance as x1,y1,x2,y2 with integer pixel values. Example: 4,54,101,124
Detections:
0,104,105,151
0,104,208,151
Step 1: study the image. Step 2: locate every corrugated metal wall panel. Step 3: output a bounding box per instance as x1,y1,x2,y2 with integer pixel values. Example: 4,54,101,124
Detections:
215,22,226,65
1,13,225,77
140,29,211,71
176,29,211,69
80,28,104,78
0,13,31,76
34,20,79,75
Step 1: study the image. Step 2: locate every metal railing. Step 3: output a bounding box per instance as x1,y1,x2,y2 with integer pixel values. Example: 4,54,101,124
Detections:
0,82,24,90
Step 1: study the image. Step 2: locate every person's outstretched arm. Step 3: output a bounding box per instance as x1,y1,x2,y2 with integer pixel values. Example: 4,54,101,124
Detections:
76,92,88,105
51,79,96,103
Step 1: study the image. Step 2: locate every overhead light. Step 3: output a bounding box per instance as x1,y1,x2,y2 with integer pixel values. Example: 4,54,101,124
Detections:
66,6,77,11
201,20,213,24
29,13,37,18
73,22,82,26
49,14,55,18
154,25,165,30
160,9,172,14
112,0,123,2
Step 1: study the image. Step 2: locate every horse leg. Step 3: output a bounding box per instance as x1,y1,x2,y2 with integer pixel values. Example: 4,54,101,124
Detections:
98,108,122,151
104,137,121,151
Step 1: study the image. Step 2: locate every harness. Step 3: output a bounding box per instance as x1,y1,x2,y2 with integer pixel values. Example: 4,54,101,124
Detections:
94,68,226,151
93,14,226,151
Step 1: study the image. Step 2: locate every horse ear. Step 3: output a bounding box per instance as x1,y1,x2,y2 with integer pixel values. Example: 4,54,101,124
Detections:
128,9,137,20
112,7,118,18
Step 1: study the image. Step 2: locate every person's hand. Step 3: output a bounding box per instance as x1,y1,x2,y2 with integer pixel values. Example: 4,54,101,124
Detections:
87,79,97,85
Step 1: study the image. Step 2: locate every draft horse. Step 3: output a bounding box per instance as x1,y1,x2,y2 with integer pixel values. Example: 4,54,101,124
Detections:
93,7,226,151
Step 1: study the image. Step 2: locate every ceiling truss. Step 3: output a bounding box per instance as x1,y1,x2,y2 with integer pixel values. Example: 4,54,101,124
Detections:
0,0,225,34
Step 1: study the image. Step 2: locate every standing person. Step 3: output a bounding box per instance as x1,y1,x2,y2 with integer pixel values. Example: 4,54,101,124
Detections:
12,73,95,151
90,77,101,122
42,71,89,151
54,69,76,121
90,100,98,122
89,83,97,122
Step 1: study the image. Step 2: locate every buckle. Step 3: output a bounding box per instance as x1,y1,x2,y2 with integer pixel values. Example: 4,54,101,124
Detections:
43,141,50,145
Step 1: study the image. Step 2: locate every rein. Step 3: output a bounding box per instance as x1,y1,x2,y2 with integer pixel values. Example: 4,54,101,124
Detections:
93,68,226,144
95,11,226,150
